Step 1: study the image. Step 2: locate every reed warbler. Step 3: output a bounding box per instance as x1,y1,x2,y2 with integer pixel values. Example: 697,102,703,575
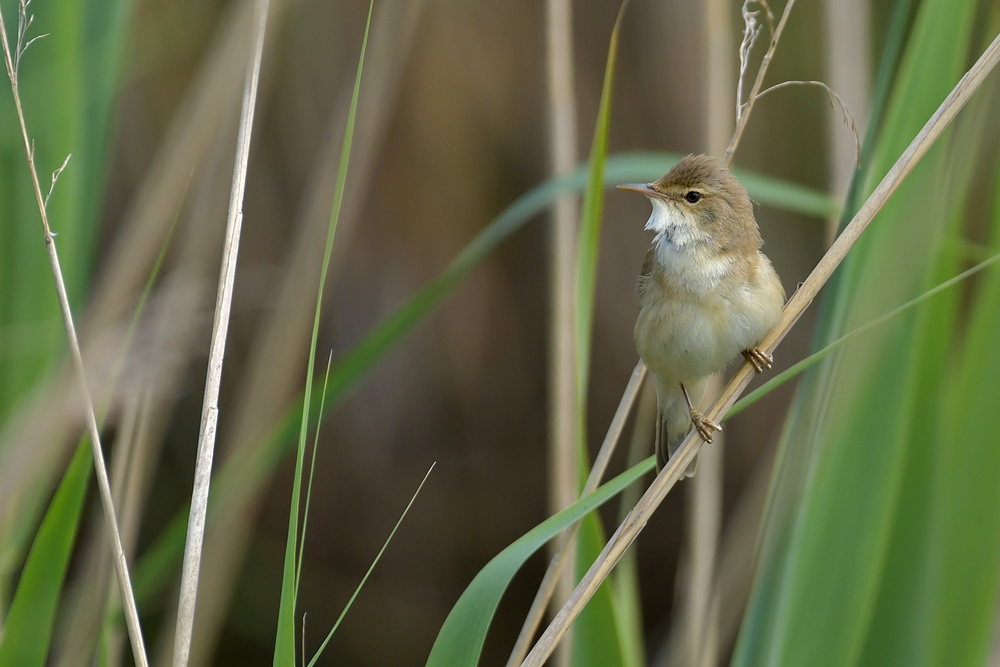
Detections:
619,154,785,476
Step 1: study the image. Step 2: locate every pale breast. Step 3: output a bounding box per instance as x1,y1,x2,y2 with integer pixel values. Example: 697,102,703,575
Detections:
635,247,783,384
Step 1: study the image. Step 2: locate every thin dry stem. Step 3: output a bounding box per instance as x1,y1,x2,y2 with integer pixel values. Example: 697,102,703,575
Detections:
0,5,148,667
725,0,798,167
506,362,647,667
0,3,149,666
171,0,271,664
754,79,863,166
518,27,1000,667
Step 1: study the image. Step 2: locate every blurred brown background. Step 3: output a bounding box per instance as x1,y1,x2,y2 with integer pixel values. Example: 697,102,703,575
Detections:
87,0,886,664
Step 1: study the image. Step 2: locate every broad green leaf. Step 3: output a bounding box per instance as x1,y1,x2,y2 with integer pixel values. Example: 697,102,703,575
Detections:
920,152,1000,667
130,155,836,612
272,1,374,665
732,0,989,666
0,440,90,667
424,457,655,667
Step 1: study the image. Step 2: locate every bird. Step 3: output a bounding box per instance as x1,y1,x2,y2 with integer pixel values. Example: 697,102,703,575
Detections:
618,154,785,476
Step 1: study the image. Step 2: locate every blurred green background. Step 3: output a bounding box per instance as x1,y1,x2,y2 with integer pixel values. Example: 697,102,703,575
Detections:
1,0,999,665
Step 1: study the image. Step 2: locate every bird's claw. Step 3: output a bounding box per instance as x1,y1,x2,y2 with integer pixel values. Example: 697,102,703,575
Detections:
690,409,722,443
743,347,773,373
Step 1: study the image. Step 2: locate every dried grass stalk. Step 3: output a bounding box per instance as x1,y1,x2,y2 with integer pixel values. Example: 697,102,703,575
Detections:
0,0,150,664
171,0,271,665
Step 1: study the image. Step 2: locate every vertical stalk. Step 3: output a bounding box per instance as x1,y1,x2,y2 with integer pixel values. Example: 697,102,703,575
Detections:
545,0,579,664
171,0,270,664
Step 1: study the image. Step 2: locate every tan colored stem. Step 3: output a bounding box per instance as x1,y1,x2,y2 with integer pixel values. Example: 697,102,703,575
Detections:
507,362,647,667
0,4,150,666
544,0,579,662
0,8,149,667
171,0,270,665
519,27,1000,667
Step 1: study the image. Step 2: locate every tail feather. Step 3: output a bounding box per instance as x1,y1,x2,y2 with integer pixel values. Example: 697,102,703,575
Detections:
653,376,704,478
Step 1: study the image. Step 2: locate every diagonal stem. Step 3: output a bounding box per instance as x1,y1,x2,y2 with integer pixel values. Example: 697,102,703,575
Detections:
506,362,646,667
518,26,1000,667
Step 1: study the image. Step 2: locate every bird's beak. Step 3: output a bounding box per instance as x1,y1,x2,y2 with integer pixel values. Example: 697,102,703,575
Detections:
617,182,665,199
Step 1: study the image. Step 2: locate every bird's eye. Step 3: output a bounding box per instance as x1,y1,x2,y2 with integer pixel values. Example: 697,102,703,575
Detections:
684,191,702,204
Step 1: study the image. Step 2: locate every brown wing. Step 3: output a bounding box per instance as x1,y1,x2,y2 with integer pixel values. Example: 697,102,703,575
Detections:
636,246,656,302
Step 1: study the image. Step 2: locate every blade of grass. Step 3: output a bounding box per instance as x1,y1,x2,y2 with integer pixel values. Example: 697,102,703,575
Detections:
305,464,434,667
569,3,630,666
295,352,333,588
507,363,647,667
425,457,656,667
46,194,183,667
544,0,580,658
0,440,90,667
273,2,374,665
923,150,1000,667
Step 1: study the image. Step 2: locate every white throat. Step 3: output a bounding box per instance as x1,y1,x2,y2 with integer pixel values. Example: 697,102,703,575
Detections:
645,197,732,293
644,197,709,249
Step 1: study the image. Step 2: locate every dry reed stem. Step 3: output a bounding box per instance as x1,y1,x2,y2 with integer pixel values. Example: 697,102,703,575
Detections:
171,0,271,664
725,0,797,167
0,2,150,666
518,29,1000,667
506,363,647,667
543,1,580,663
0,0,148,667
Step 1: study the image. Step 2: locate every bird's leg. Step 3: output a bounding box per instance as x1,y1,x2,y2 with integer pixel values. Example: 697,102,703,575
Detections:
743,347,773,373
680,382,721,443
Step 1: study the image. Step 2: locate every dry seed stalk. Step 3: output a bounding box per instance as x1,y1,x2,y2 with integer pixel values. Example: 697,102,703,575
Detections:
0,1,149,665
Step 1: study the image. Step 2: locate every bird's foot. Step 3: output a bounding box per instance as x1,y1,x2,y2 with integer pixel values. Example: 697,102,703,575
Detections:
689,409,722,443
743,347,773,373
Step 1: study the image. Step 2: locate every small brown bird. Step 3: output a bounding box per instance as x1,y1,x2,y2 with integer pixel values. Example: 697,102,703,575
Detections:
619,155,785,476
